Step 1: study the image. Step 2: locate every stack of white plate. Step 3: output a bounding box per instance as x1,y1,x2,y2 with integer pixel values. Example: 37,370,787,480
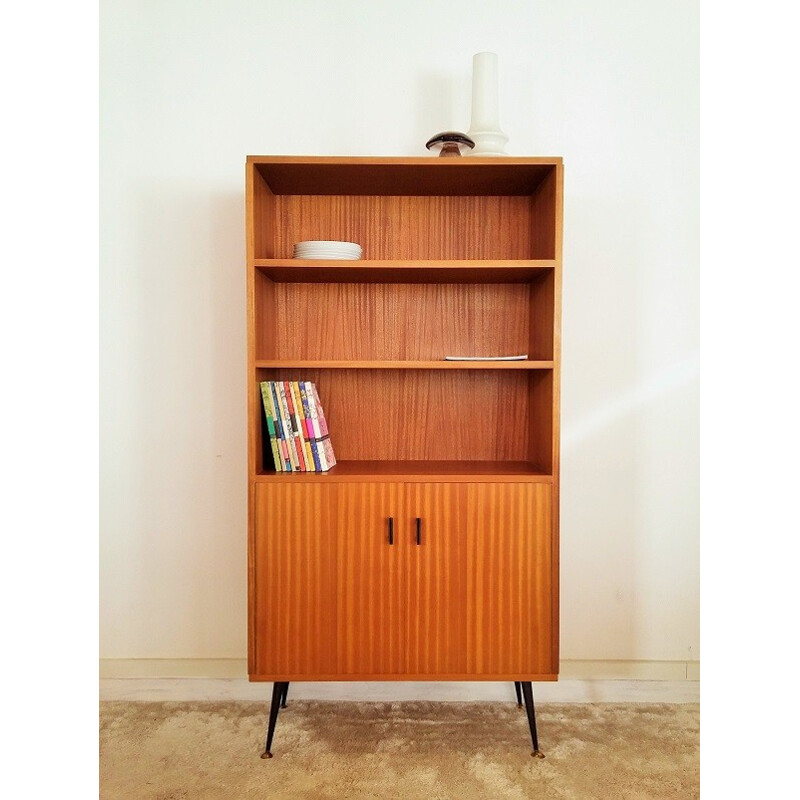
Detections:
293,240,363,260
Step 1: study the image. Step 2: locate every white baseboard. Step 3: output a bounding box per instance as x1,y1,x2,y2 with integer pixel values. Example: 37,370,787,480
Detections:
99,658,699,682
99,659,247,679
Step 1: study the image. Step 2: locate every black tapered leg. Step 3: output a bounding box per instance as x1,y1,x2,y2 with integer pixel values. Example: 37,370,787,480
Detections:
280,682,289,708
261,681,288,759
520,681,545,758
514,681,523,708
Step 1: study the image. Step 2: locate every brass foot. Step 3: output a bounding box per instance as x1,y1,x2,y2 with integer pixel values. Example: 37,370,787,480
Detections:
531,750,545,759
261,751,273,759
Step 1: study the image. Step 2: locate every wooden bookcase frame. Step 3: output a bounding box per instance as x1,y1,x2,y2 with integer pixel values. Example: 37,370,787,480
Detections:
246,155,563,683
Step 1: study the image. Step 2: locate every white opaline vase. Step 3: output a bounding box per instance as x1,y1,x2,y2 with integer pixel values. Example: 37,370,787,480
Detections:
466,52,508,156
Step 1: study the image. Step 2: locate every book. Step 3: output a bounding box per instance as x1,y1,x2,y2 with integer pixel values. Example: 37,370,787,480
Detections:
268,381,292,471
309,382,336,467
260,381,283,472
304,381,329,470
303,381,335,471
289,381,317,471
283,380,309,471
302,380,323,439
298,382,323,472
259,379,336,474
275,381,300,471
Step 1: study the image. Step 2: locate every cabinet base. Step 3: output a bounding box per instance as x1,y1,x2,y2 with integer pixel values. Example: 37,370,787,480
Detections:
259,680,543,759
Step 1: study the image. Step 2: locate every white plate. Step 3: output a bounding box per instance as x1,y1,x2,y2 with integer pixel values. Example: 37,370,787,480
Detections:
294,245,362,251
294,255,362,260
294,247,362,254
294,253,363,259
295,240,361,247
294,252,362,259
294,245,361,253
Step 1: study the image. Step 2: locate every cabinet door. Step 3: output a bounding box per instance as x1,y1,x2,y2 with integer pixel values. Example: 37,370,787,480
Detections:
251,483,338,677
466,483,554,676
336,482,405,675
404,483,468,675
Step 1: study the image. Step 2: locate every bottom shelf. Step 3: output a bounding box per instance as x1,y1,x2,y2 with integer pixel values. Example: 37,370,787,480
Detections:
254,460,553,482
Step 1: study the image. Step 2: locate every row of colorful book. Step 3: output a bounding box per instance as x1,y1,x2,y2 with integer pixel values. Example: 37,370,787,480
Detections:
260,380,337,472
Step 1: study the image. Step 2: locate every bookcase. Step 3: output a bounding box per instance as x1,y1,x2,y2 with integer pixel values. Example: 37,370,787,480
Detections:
246,156,563,755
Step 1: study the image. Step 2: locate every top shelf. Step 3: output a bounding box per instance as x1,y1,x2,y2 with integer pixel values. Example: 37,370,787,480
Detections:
248,155,562,196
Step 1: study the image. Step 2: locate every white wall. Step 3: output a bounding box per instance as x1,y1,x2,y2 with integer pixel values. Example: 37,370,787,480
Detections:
100,0,699,671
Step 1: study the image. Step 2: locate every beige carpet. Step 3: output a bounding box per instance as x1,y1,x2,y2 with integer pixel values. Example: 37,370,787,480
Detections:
100,700,699,799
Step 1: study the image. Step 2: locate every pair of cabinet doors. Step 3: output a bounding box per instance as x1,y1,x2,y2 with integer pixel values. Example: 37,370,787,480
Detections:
250,481,555,680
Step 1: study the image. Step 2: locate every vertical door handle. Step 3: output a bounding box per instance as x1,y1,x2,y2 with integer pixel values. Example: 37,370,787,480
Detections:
388,516,394,545
415,517,421,545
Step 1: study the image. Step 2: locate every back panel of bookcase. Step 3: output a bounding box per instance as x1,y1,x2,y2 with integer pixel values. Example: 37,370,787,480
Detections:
253,272,556,362
250,160,559,261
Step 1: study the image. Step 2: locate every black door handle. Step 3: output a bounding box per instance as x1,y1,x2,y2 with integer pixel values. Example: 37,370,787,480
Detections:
388,516,394,545
415,517,421,545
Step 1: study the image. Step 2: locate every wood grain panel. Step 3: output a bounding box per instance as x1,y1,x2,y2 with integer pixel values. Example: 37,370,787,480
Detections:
251,165,276,259
527,370,554,475
549,161,564,668
528,270,555,361
271,282,530,361
529,167,557,260
254,271,276,361
255,260,555,284
251,483,338,676
337,483,404,674
260,368,532,461
254,460,553,481
251,156,560,196
466,483,553,675
404,484,468,674
275,195,534,260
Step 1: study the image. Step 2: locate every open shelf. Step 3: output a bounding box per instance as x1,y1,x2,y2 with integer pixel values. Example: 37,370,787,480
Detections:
254,274,556,362
254,460,554,483
255,368,554,474
248,156,561,262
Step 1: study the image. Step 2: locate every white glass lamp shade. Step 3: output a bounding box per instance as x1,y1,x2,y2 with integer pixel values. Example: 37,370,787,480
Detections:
466,52,508,156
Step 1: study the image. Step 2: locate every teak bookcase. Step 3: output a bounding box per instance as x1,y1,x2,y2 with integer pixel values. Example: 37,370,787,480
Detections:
246,156,563,757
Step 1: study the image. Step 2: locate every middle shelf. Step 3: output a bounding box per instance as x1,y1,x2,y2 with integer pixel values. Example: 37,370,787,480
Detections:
254,259,556,283
254,272,556,362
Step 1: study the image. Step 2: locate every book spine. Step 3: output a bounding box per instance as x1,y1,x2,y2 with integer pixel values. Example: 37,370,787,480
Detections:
299,382,322,472
260,381,283,472
290,381,317,472
275,381,299,471
304,382,329,471
281,380,307,471
321,436,337,469
311,383,336,466
268,382,288,471
303,381,323,439
268,381,292,471
311,383,330,437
